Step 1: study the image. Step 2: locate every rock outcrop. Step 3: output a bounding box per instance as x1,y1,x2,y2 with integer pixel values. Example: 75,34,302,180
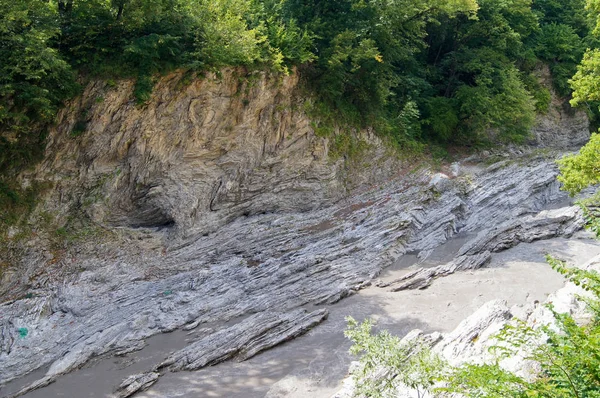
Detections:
529,66,590,149
380,206,581,291
0,153,584,397
0,68,401,301
33,69,397,236
0,69,592,397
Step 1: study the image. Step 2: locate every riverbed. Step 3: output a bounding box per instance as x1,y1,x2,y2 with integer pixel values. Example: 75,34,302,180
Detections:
8,231,599,398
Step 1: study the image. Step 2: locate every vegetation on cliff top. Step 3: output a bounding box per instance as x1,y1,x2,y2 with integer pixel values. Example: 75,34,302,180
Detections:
0,0,599,220
0,0,596,166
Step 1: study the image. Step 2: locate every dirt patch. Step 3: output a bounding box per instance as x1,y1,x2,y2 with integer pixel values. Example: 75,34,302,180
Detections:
333,200,375,219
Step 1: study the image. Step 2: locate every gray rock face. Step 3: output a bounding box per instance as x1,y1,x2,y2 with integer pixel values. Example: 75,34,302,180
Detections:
530,104,589,149
529,66,590,149
383,207,582,291
0,68,402,301
29,70,399,238
429,173,451,193
114,373,159,398
0,153,582,397
0,70,590,397
159,309,329,372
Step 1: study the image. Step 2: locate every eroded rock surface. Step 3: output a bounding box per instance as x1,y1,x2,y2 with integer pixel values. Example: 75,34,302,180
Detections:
115,373,160,398
529,66,590,149
382,206,582,291
0,70,592,398
0,153,584,397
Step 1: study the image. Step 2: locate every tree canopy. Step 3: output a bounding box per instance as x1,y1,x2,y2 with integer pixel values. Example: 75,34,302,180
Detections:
0,0,598,177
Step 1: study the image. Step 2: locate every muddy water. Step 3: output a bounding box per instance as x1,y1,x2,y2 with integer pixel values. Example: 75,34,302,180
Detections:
390,233,475,271
1,330,192,398
1,317,250,397
3,234,470,398
9,233,600,398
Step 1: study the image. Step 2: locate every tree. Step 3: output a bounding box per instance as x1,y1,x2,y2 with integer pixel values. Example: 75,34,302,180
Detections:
0,0,77,173
558,133,600,195
345,317,446,398
0,0,594,176
422,0,539,143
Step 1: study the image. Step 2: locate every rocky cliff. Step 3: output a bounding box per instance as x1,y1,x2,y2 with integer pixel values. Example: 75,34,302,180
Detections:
35,69,403,234
0,69,592,397
1,68,403,300
530,66,590,149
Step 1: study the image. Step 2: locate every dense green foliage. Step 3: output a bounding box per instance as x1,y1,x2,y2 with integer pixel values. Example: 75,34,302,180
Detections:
558,132,600,195
0,0,78,173
0,0,597,178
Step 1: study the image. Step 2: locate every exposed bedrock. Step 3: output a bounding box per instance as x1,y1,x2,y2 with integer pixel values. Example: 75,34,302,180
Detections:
380,206,582,291
0,70,591,397
0,68,403,302
31,69,399,236
0,154,585,397
529,65,590,149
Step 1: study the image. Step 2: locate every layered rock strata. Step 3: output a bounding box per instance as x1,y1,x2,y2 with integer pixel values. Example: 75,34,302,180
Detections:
0,154,584,397
0,70,591,397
